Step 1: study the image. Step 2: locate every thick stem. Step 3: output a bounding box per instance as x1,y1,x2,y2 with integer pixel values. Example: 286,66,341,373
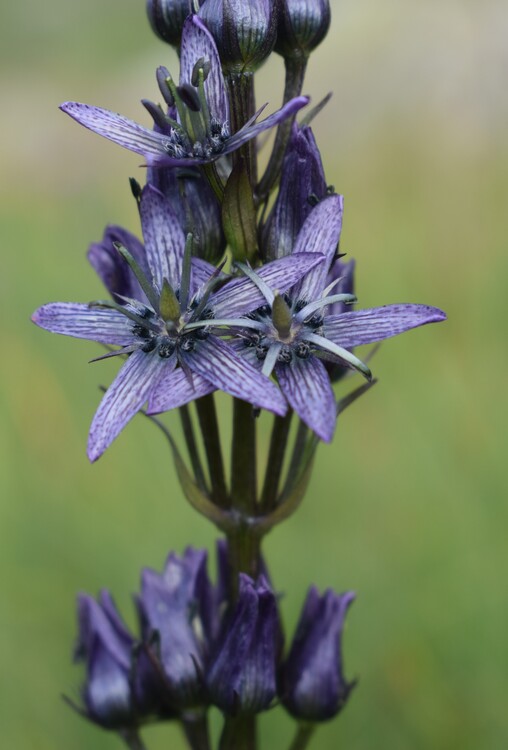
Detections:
226,526,262,595
179,405,207,493
226,71,257,185
119,729,147,750
257,56,308,203
230,399,257,514
260,411,293,512
219,714,257,750
195,395,229,508
182,710,212,750
287,724,316,750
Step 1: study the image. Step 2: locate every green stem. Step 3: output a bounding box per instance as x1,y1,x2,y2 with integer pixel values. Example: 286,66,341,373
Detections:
179,405,207,493
219,714,257,750
203,162,225,201
287,724,316,750
226,71,257,185
281,418,309,497
230,399,257,514
181,710,212,750
257,56,308,203
195,395,229,508
119,729,147,750
260,410,293,512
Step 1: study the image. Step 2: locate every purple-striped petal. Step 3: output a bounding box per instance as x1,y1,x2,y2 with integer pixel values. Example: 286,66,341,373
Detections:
32,303,136,346
180,335,287,415
146,367,216,414
139,185,186,292
191,257,228,297
180,16,229,123
87,349,172,461
88,225,148,302
323,304,447,349
292,193,344,301
224,96,309,153
60,102,169,158
275,355,336,442
211,254,325,317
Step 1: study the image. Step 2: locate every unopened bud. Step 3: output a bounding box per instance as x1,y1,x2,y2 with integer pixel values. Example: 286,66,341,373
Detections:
276,0,331,60
147,0,201,48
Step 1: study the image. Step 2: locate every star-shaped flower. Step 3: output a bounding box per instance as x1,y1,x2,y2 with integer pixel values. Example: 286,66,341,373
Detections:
32,186,321,460
233,194,446,441
60,16,308,169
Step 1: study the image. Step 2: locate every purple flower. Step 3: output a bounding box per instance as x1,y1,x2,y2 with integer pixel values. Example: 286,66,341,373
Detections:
199,0,278,72
60,16,308,169
262,122,329,260
233,193,446,441
276,0,331,59
33,185,324,460
73,591,158,729
280,587,355,722
206,574,281,715
146,0,202,48
137,547,215,709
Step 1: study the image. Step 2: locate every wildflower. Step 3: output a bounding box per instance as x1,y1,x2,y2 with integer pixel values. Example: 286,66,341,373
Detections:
234,193,446,441
60,16,308,169
32,185,321,460
280,587,355,722
136,547,214,709
72,591,158,729
206,574,281,714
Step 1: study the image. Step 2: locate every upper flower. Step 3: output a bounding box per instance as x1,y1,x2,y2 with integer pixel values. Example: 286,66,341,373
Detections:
32,185,322,460
60,16,309,169
233,194,447,441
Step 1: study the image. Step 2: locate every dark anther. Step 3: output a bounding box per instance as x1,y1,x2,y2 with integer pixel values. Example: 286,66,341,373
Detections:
326,184,336,195
307,193,320,207
294,300,307,313
129,177,142,202
256,344,269,360
277,346,293,364
191,58,211,86
245,332,262,348
158,339,175,358
142,338,157,353
132,324,152,340
305,313,324,329
210,118,222,137
295,341,311,359
195,327,210,340
180,336,195,352
177,84,201,112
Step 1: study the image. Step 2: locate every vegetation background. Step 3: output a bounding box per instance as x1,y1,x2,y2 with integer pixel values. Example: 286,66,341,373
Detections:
1,1,507,747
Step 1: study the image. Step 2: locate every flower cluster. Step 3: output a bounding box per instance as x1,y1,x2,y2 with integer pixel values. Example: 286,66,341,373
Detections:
71,546,354,731
33,2,446,749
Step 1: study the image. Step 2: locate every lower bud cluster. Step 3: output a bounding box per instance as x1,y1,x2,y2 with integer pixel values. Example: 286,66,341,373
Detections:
71,544,355,733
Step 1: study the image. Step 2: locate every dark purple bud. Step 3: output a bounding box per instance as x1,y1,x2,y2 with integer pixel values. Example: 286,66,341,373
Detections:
199,0,278,72
262,123,328,260
206,574,281,715
74,591,157,729
280,587,355,722
137,547,215,709
275,0,331,60
146,0,201,48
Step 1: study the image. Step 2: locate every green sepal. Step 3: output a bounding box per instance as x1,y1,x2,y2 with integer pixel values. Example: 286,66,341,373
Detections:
272,293,293,338
222,159,258,263
159,278,181,323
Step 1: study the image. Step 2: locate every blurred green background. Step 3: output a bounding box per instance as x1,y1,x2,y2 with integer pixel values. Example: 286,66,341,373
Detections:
1,1,507,748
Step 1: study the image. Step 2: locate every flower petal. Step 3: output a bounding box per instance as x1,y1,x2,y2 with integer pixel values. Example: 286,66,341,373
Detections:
32,303,136,346
60,102,169,157
211,253,325,317
225,96,309,153
292,193,344,301
180,335,287,415
88,225,148,301
140,185,186,292
323,304,447,349
87,349,172,461
275,355,336,442
180,16,229,123
191,257,228,296
146,367,215,414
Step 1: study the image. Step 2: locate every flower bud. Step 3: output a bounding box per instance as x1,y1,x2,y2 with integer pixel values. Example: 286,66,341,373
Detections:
207,574,281,714
280,587,355,722
146,0,200,48
199,0,278,72
262,123,328,261
74,591,157,729
275,0,331,60
137,547,214,709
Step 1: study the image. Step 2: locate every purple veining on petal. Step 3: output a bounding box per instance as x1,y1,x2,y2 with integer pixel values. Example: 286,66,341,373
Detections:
31,303,136,346
146,366,215,414
139,185,186,292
